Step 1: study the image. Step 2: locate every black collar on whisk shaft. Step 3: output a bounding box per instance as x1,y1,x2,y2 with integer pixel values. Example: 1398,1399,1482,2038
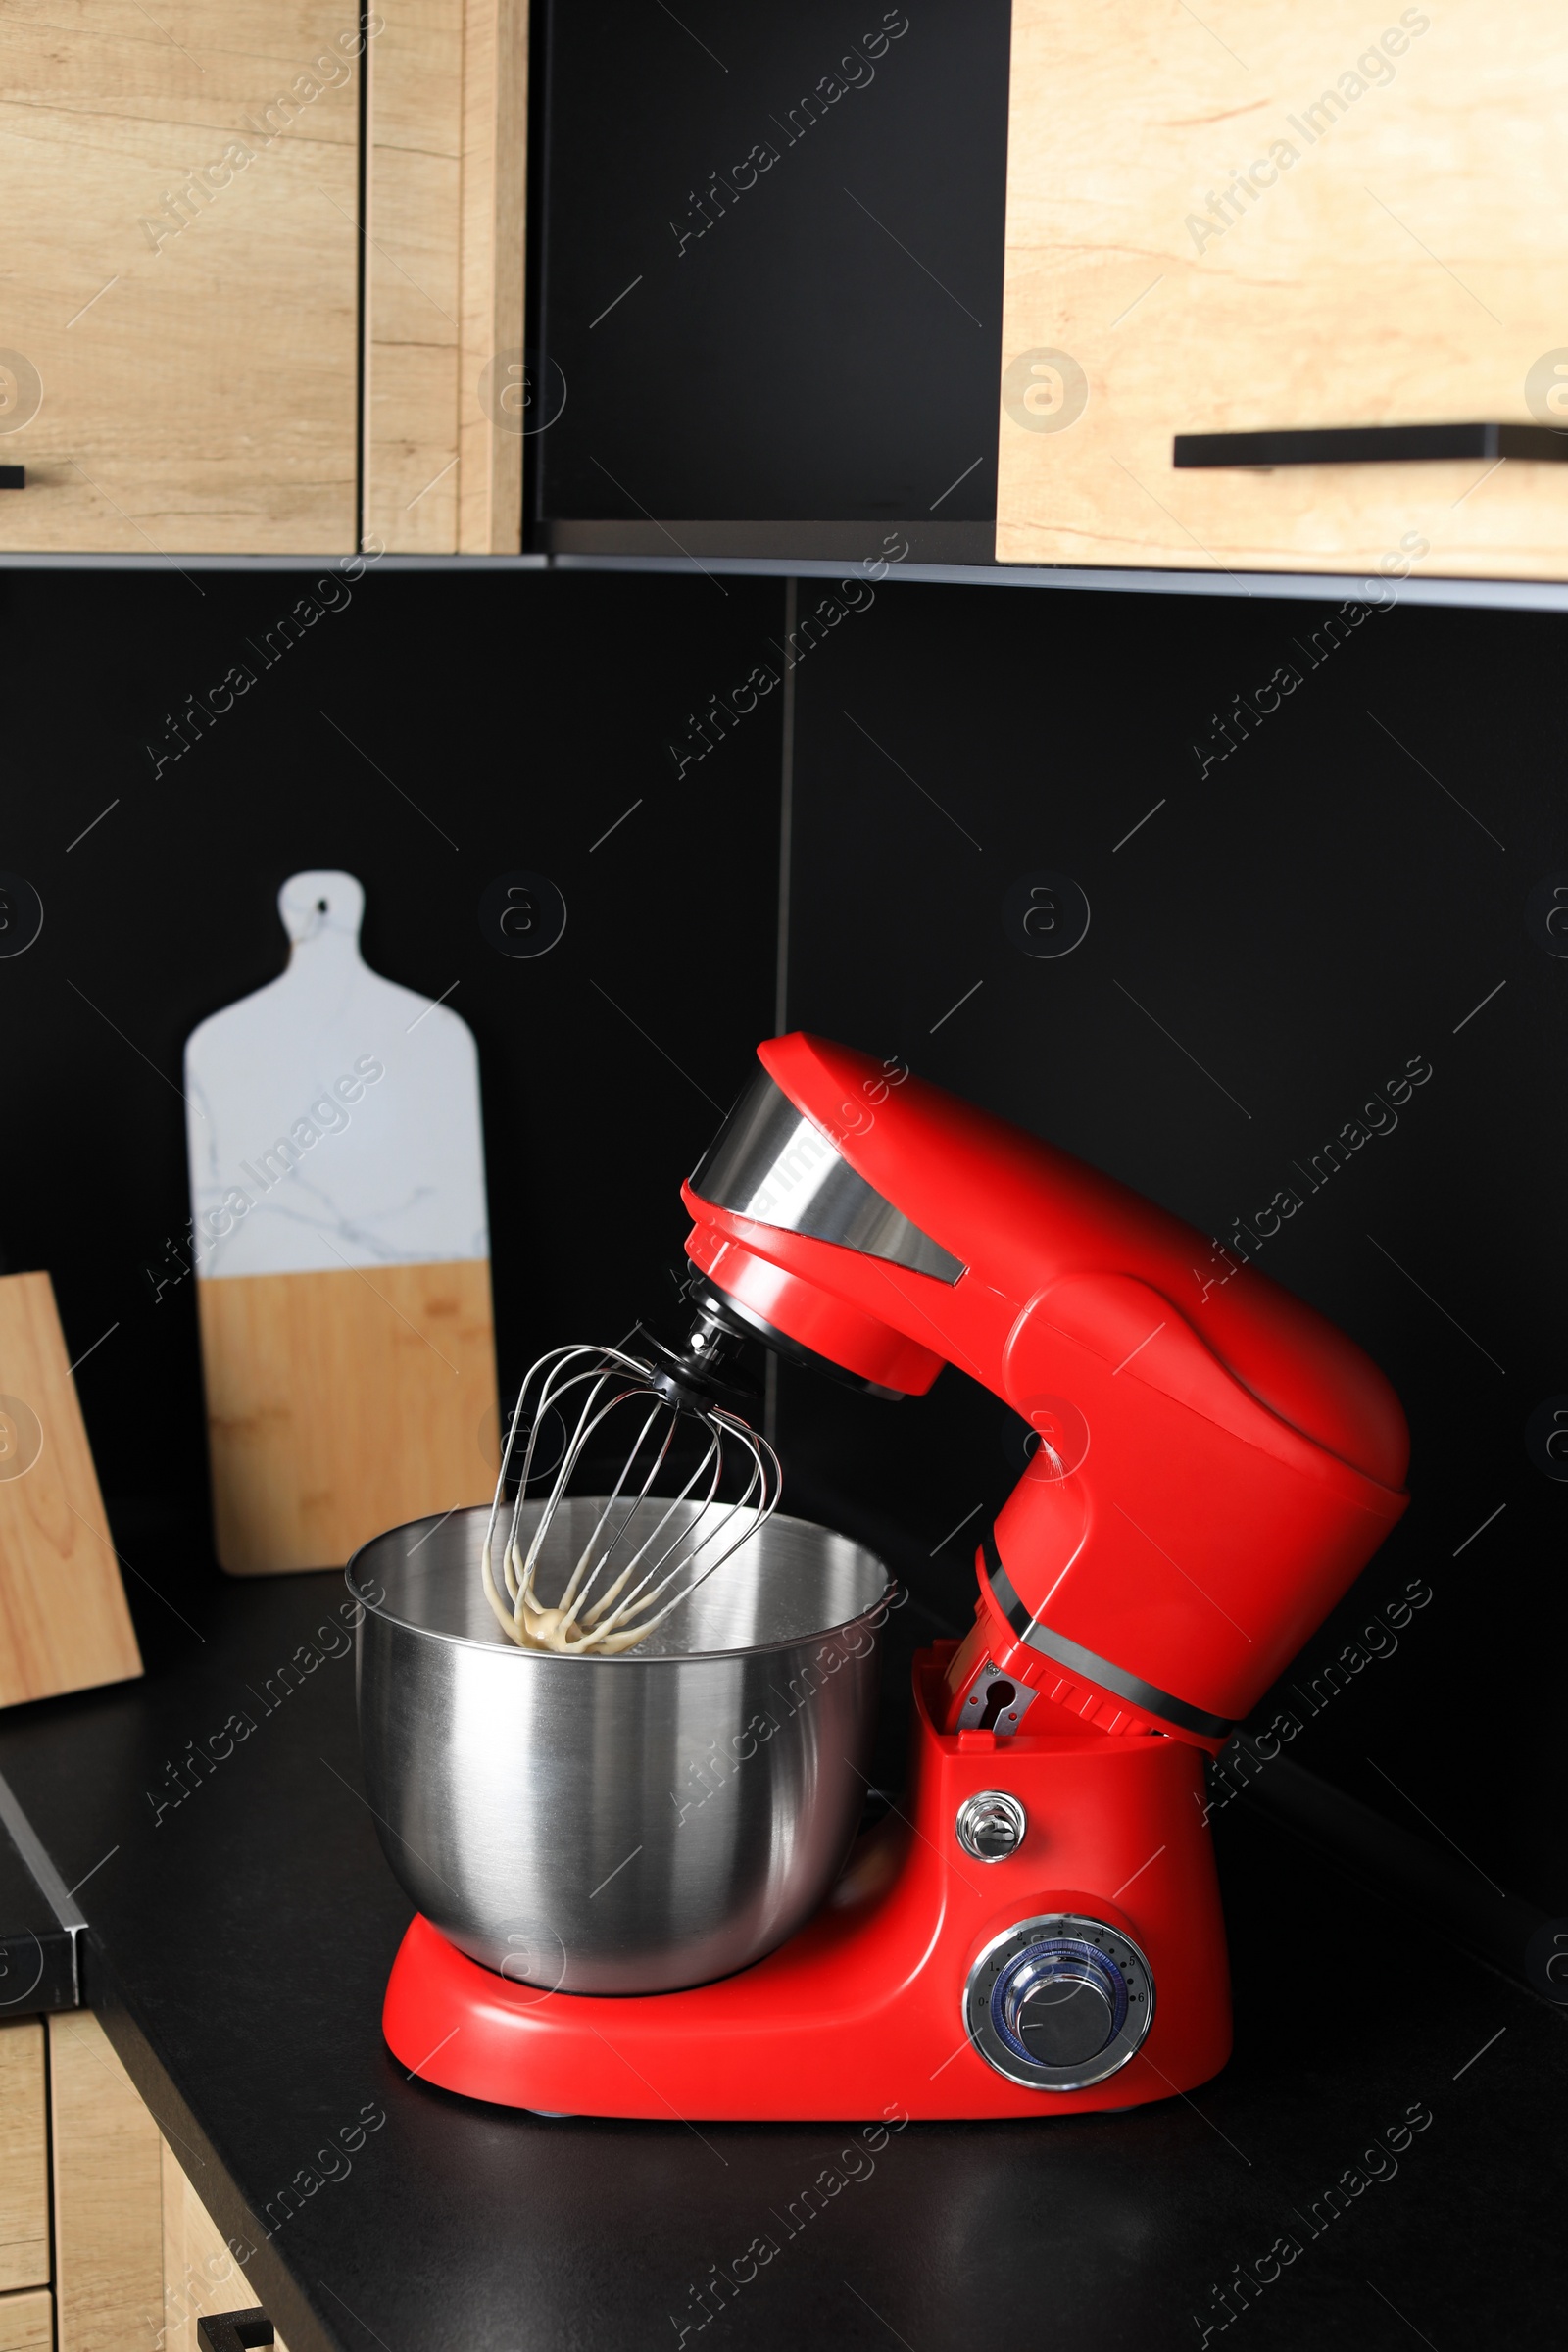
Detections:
632,1310,760,1419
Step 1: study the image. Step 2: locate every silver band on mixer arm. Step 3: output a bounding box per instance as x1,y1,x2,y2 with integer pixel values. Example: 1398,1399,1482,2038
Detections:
982,1532,1234,1742
689,1071,965,1283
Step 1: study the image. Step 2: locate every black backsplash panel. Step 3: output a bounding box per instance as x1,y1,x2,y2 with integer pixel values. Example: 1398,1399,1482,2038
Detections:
777,576,1568,1913
5,558,1564,1912
0,567,781,1581
530,0,1011,523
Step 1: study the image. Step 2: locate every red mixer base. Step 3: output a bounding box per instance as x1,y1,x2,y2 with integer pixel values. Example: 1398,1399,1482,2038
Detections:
383,1656,1232,2122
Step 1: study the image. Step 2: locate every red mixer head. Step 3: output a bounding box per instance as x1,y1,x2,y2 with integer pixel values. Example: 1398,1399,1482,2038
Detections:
682,1034,1409,1751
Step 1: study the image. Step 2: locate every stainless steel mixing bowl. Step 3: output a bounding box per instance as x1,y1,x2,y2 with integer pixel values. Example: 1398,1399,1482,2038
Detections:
348,1499,895,1994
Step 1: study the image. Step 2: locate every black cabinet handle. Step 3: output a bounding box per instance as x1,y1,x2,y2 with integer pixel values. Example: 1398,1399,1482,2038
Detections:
1173,422,1568,468
197,2312,274,2352
0,467,23,489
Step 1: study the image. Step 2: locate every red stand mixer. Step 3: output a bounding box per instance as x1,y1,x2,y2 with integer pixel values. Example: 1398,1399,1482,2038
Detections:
378,1035,1409,2120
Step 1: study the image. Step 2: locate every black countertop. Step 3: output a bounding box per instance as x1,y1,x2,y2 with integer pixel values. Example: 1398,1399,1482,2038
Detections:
0,1557,1561,2352
0,1775,77,2014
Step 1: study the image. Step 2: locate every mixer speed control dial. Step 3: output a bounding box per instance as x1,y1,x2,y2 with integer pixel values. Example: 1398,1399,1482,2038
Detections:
964,1915,1154,2091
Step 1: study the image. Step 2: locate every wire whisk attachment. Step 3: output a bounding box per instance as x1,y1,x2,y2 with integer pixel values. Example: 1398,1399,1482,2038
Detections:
480,1327,781,1654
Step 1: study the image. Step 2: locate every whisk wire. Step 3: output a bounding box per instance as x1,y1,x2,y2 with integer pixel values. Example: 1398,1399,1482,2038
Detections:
531,1396,690,1633
480,1336,781,1654
505,1372,653,1635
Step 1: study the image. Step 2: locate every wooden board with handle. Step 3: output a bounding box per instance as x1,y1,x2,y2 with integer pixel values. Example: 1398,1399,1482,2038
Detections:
0,1274,142,1709
185,868,498,1574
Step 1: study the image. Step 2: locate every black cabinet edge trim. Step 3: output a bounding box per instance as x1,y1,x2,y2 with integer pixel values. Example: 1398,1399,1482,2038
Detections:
538,517,998,564
0,1765,83,2004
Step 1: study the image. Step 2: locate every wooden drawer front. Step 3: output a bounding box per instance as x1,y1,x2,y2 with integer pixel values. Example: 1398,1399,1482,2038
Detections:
162,2144,290,2352
0,2,360,554
49,2014,162,2352
0,2288,52,2352
0,2026,47,2293
998,1,1568,578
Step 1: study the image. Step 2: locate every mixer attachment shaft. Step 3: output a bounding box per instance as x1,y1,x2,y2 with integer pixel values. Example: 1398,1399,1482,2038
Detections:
480,1327,780,1653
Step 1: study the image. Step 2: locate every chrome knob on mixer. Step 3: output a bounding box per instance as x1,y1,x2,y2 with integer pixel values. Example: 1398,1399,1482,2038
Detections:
955,1790,1027,1861
963,1914,1154,2090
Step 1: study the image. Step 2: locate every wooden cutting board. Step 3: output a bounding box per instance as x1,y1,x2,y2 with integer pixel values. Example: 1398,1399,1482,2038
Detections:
184,869,498,1574
0,1271,142,1706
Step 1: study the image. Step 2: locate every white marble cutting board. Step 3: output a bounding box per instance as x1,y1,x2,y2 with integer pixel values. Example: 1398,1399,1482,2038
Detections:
185,869,489,1280
182,870,498,1574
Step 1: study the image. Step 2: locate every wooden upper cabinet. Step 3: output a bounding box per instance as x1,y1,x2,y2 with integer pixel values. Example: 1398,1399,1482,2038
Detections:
998,2,1568,579
364,0,526,553
0,1,526,556
0,2,363,555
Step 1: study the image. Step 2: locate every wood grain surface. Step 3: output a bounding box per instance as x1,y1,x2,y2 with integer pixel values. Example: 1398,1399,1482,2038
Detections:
998,0,1568,577
0,1273,142,1709
458,0,527,552
0,2,362,554
198,1257,498,1572
0,2291,51,2352
49,2012,163,2352
364,0,464,551
0,2026,46,2295
161,2141,291,2352
364,0,527,552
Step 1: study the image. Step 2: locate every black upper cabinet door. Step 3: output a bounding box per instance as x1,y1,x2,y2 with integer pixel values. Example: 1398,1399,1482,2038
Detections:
530,1,1010,558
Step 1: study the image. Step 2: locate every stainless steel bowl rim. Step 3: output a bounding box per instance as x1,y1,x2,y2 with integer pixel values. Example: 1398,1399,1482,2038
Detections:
344,1518,901,1664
